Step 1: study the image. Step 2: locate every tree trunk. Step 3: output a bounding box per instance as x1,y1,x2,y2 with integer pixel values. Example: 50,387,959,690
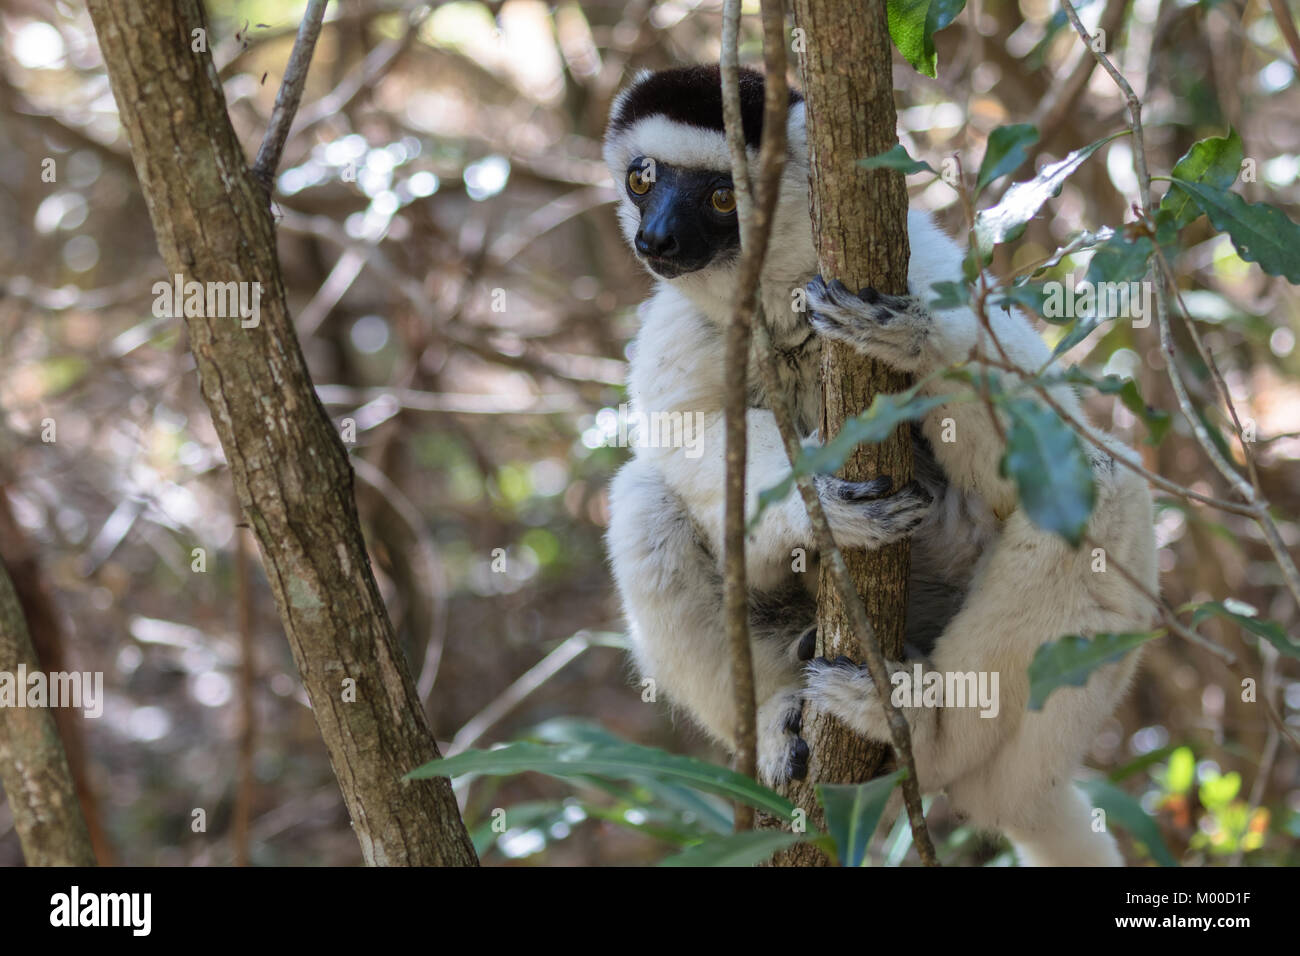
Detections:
778,0,913,866
0,558,96,866
85,0,477,866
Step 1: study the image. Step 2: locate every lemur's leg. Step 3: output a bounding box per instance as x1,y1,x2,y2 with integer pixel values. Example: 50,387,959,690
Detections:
606,456,820,785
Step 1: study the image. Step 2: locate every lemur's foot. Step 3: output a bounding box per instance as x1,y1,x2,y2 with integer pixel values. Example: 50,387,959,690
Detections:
757,690,809,785
804,656,877,736
806,276,930,366
816,475,932,550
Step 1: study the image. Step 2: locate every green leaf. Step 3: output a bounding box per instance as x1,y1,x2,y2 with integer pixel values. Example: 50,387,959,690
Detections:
1167,179,1300,282
816,770,906,867
1028,632,1161,710
887,0,967,77
753,386,959,527
1059,367,1171,445
1083,232,1155,288
1000,398,1097,544
407,740,798,820
528,718,735,833
974,134,1123,257
1159,129,1244,230
1078,778,1178,867
1183,599,1300,658
656,829,809,867
1108,744,1178,783
1199,771,1242,810
859,143,936,175
990,281,1053,320
1165,745,1195,795
976,123,1039,195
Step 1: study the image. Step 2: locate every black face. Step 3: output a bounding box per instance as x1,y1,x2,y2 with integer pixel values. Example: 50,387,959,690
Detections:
624,158,740,278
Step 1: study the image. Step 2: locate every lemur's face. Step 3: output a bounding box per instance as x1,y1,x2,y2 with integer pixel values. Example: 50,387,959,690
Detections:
603,66,803,288
622,157,739,278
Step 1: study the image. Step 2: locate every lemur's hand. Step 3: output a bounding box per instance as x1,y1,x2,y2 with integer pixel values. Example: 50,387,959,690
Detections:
806,276,931,369
814,473,932,551
756,688,809,786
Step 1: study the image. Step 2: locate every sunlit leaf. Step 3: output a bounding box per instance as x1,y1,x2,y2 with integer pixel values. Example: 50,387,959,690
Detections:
1165,746,1195,795
975,134,1123,257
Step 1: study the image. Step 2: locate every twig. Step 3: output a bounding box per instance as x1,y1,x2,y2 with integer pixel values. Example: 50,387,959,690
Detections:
719,0,761,831
1031,0,1132,147
1268,0,1300,68
447,632,594,755
251,0,331,192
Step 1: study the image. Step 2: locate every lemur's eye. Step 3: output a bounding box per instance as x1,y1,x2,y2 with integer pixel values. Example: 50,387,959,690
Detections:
711,188,737,213
628,170,652,196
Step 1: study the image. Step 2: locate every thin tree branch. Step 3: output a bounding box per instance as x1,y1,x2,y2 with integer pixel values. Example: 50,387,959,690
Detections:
718,0,762,831
251,0,331,191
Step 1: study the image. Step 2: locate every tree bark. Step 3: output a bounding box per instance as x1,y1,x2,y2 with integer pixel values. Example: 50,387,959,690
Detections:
0,557,96,866
778,0,913,866
85,0,477,866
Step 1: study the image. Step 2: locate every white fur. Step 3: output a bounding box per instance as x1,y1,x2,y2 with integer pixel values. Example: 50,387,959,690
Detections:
602,71,1157,866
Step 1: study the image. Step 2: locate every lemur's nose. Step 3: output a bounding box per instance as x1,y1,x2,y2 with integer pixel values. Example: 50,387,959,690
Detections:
635,227,679,258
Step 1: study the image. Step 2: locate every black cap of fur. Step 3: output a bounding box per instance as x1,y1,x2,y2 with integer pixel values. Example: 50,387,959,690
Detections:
608,65,802,149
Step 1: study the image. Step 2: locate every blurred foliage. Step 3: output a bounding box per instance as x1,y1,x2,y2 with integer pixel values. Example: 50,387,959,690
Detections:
0,0,1297,866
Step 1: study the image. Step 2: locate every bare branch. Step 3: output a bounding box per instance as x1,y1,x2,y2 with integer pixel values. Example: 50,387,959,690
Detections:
251,0,331,191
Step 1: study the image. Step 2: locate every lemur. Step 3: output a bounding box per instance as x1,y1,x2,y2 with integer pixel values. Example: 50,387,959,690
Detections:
602,65,1157,866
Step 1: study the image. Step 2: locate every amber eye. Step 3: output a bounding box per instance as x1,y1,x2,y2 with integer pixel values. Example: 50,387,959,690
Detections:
628,169,652,195
711,187,737,213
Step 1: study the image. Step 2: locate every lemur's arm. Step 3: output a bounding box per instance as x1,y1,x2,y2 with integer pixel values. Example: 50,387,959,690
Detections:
628,289,931,589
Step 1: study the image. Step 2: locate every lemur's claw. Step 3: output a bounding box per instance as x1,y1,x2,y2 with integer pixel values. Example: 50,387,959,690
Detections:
788,736,810,780
796,626,818,662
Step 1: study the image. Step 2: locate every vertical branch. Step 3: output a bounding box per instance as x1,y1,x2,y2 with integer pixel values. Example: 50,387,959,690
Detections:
718,0,761,830
0,559,96,866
